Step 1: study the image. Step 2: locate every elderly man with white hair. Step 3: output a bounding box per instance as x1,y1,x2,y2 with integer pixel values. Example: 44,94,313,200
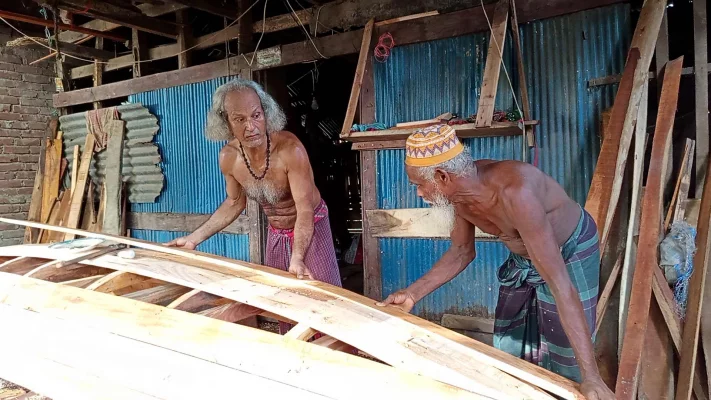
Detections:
166,78,342,333
376,124,614,400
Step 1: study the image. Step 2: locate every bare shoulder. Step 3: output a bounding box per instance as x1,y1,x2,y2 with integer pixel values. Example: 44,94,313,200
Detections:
272,130,309,161
218,141,240,172
479,160,548,193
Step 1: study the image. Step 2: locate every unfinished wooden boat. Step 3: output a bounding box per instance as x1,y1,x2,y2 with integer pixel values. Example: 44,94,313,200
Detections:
0,218,583,400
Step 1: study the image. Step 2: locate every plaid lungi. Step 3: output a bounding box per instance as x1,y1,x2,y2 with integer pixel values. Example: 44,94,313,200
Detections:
493,206,600,382
265,199,342,334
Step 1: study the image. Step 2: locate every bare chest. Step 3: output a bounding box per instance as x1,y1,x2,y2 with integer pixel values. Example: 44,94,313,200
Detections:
459,206,521,241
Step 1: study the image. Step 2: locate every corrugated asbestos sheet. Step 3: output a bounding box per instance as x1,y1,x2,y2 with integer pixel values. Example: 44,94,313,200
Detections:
127,77,250,260
373,4,630,320
59,103,163,203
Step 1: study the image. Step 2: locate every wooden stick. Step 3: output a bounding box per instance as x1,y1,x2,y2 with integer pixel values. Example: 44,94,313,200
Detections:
374,11,439,27
664,139,695,231
508,0,534,148
594,254,623,336
70,145,79,196
340,18,374,137
65,134,96,241
616,56,683,400
285,323,318,341
475,0,509,128
103,121,125,235
675,138,711,399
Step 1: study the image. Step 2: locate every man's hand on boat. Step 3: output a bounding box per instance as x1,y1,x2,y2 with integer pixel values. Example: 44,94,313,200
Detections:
164,235,199,250
376,290,416,313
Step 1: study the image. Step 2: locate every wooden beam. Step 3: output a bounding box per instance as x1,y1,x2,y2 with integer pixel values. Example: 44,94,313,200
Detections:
167,289,232,311
137,3,187,17
237,0,255,54
47,40,114,60
0,10,124,42
103,121,125,235
127,212,250,235
664,138,695,231
509,0,533,148
675,142,711,399
61,274,106,288
131,29,148,78
58,19,121,43
46,191,72,243
86,270,153,294
167,0,237,19
122,283,191,306
475,0,509,128
694,0,709,193
619,82,648,350
40,138,62,224
284,323,318,341
366,209,497,240
58,0,178,38
341,18,374,137
176,10,192,69
360,151,381,301
594,254,623,336
197,302,263,323
93,38,104,110
616,56,683,400
64,134,95,240
0,228,581,400
347,121,537,144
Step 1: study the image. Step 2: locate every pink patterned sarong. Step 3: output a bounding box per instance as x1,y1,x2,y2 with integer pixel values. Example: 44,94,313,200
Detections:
265,199,342,334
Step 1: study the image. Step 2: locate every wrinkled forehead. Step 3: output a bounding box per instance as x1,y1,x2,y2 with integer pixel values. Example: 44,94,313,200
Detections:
223,88,263,113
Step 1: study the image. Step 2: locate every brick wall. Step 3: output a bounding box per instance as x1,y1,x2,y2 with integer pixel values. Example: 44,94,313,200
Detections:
0,27,57,246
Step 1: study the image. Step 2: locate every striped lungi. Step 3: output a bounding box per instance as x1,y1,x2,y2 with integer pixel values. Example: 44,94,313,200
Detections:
265,199,342,334
493,206,600,382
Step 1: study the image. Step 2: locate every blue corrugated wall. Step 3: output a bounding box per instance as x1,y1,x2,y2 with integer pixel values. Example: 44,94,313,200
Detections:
128,77,250,261
374,4,631,320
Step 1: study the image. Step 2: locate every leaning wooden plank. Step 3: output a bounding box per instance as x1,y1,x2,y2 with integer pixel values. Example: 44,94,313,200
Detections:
86,270,153,294
64,134,95,240
675,140,711,399
694,0,709,192
594,253,623,336
46,191,71,243
23,118,55,244
0,273,485,400
509,0,534,147
103,120,125,235
70,145,79,196
285,323,318,341
61,274,106,288
341,18,374,137
0,238,574,400
39,138,62,224
366,209,497,240
122,283,191,306
167,289,233,312
475,0,510,128
619,81,648,349
665,138,695,231
616,56,683,400
585,0,666,250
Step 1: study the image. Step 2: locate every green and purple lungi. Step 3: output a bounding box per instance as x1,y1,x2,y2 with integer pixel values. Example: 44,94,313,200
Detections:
493,207,600,382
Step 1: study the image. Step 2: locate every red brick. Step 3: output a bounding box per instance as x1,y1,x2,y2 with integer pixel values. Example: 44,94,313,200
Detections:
42,84,56,92
38,92,54,100
15,170,35,179
12,105,39,114
0,88,8,96
20,179,35,187
19,97,44,106
0,172,15,180
0,154,18,163
15,138,40,146
0,164,21,172
27,122,46,130
1,228,27,239
8,88,31,98
0,112,20,121
24,129,47,138
0,95,19,105
25,163,37,171
0,104,10,113
18,203,30,212
17,187,33,195
0,79,18,88
39,108,55,116
0,54,22,64
22,114,49,122
0,179,22,188
0,205,20,213
0,70,21,81
0,188,18,196
3,146,29,154
14,64,50,76
0,138,13,145
17,155,38,164
23,74,51,84
29,146,41,154
0,62,14,72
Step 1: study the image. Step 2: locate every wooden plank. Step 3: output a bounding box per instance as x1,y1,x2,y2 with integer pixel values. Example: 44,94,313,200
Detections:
694,0,709,193
665,139,695,230
40,139,62,224
132,29,148,78
509,0,534,147
23,118,56,243
0,237,580,400
639,300,674,399
341,19,374,137
585,0,666,252
64,134,95,240
475,0,509,128
103,120,125,235
46,191,71,244
616,56,683,400
594,254,623,336
366,209,497,240
197,302,262,323
168,0,238,19
61,274,105,288
58,20,121,42
176,10,192,69
236,0,255,54
312,335,353,352
361,151,381,301
619,82,648,351
122,283,191,306
0,257,51,275
92,38,104,110
0,10,124,42
0,273,482,400
675,139,711,399
86,270,153,294
347,121,536,143
70,145,79,195
655,10,669,99
285,323,318,341
127,212,251,235
58,0,178,38
167,289,232,312
440,314,494,334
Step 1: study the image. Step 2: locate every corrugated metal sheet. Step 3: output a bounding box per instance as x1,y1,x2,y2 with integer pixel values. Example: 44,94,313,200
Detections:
59,103,163,203
130,229,250,261
373,4,631,320
127,77,250,260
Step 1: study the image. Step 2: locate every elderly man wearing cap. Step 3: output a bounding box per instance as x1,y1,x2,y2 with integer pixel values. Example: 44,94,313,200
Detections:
377,124,613,399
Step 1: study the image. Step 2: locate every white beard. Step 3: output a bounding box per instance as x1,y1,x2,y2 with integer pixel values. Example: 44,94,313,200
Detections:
426,190,456,234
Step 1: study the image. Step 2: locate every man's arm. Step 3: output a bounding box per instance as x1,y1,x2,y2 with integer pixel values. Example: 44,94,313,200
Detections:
285,142,318,277
377,214,476,311
165,150,247,249
501,187,607,392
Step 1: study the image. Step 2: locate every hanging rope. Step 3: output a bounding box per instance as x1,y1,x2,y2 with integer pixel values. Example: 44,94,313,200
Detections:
374,32,395,63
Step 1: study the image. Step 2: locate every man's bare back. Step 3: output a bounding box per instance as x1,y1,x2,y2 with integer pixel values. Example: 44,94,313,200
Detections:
219,130,322,230
453,159,582,257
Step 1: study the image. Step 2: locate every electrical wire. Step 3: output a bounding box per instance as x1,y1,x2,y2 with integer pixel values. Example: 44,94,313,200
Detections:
284,0,327,59
0,0,261,65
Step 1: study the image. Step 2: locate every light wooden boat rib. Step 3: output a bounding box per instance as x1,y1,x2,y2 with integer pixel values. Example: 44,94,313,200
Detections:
0,218,583,400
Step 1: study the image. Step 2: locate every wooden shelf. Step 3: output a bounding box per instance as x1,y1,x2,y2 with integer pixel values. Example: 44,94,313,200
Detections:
346,120,538,150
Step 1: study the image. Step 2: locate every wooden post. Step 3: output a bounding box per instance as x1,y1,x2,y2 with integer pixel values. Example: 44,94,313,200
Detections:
65,134,96,241
93,37,104,109
341,19,375,137
132,29,148,78
103,121,125,235
475,0,509,128
655,10,669,100
360,150,380,300
237,0,255,54
616,57,683,400
40,138,62,224
694,0,709,193
508,0,533,151
176,10,192,69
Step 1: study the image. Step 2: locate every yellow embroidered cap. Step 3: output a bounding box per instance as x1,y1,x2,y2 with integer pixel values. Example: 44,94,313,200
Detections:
405,124,464,167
